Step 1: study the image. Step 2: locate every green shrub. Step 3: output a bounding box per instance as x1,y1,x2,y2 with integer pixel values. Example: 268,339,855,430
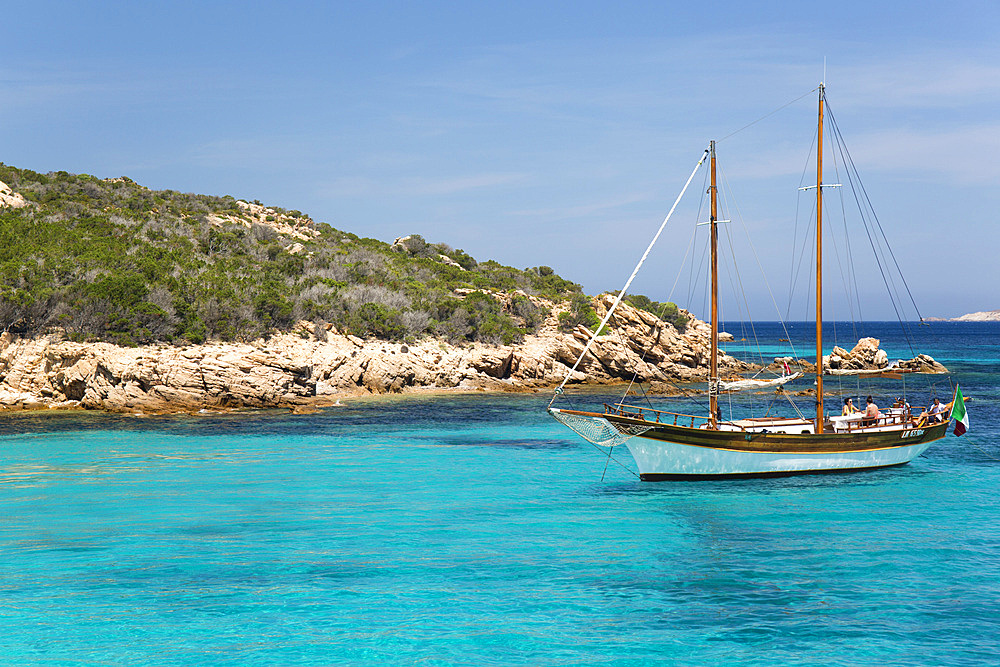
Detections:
558,293,600,332
620,293,688,330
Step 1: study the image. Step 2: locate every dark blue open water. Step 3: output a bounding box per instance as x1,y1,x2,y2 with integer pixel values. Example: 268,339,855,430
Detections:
1,322,998,664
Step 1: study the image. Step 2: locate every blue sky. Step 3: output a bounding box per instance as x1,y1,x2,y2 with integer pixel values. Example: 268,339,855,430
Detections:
2,1,997,319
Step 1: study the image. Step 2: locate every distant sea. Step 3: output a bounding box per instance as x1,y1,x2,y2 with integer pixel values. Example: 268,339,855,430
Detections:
2,322,998,664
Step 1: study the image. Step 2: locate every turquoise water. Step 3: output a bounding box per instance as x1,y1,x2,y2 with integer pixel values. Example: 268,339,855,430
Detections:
2,323,999,664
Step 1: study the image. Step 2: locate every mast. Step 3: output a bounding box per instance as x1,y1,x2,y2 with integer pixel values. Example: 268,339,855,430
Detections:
815,83,825,432
709,140,719,429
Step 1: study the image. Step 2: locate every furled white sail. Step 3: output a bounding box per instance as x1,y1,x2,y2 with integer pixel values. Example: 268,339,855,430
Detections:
719,373,801,392
824,362,900,376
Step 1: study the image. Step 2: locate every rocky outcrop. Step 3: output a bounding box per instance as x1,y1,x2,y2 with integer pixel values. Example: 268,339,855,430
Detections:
0,298,746,412
820,337,947,374
0,180,29,209
824,337,885,371
925,310,1000,322
952,310,1000,322
897,354,948,373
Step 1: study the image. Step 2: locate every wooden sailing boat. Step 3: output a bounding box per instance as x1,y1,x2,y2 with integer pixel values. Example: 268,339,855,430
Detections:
549,84,951,479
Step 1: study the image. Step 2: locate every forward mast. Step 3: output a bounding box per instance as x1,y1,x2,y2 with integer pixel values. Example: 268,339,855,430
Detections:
709,141,719,429
815,83,826,432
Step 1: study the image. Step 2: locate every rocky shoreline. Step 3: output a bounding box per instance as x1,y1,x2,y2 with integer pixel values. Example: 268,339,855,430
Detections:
0,297,738,413
0,295,948,414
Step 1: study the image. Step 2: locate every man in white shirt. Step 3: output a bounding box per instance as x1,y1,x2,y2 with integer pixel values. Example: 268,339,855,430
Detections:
926,397,948,423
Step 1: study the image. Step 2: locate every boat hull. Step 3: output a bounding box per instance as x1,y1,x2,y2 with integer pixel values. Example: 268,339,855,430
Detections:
625,436,935,480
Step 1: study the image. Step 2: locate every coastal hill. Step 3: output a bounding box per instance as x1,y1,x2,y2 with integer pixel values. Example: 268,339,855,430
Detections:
952,311,1000,321
0,164,706,410
0,165,947,412
0,164,618,346
923,311,1000,322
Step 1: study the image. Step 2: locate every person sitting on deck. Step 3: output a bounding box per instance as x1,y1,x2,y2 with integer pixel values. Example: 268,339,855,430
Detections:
920,397,948,424
862,396,880,426
842,397,859,416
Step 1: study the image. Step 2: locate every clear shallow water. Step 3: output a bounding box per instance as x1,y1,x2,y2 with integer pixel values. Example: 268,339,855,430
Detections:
1,323,999,665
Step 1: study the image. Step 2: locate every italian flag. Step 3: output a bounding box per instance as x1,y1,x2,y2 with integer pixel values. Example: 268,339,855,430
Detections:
952,384,969,436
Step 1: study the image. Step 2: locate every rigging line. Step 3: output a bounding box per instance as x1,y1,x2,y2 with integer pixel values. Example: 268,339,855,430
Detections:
825,142,861,333
786,126,817,320
693,225,710,334
549,148,709,407
626,301,700,406
716,253,749,389
824,188,860,369
716,251,760,417
688,179,712,314
807,208,816,325
819,121,856,337
584,440,640,479
832,145,864,335
713,171,810,420
729,179,806,365
623,178,708,406
719,87,820,143
674,167,710,343
781,388,806,420
600,446,614,481
717,182,763,379
833,147,885,313
787,125,821,321
968,441,1000,464
610,310,651,407
666,178,706,306
621,174,713,405
826,114,924,384
834,117,905,330
603,305,653,404
615,309,675,410
788,207,816,323
726,381,734,421
717,192,749,333
616,272,716,408
826,104,924,324
827,114,918,361
717,160,799,369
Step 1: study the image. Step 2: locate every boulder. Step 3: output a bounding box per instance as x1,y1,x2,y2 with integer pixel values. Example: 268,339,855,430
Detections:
898,353,948,374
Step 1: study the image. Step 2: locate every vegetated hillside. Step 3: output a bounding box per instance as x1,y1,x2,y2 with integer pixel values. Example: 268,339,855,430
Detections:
0,164,689,347
0,164,607,347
